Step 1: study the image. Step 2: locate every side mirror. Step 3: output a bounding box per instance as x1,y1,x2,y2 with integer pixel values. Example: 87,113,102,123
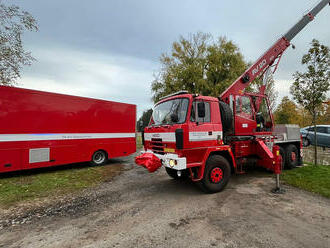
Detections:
139,120,143,129
197,102,205,118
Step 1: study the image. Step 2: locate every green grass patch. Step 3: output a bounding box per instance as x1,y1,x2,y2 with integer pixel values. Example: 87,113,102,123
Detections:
281,165,330,198
136,134,143,149
0,163,123,207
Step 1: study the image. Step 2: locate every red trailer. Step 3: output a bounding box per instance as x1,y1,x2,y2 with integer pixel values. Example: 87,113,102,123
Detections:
0,86,136,173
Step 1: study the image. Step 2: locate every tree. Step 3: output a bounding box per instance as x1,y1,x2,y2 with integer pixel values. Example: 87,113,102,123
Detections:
274,96,301,124
137,109,153,132
0,0,38,85
290,39,330,165
317,100,330,125
151,32,247,103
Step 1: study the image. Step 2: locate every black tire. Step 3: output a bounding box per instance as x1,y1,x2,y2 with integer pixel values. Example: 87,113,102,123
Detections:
219,101,233,134
197,155,231,193
302,138,310,147
91,150,107,166
285,144,298,169
279,146,286,170
165,167,188,180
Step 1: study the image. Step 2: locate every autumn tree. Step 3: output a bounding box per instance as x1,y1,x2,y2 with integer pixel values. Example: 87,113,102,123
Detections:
290,39,330,165
151,32,247,103
317,100,330,124
0,0,38,85
274,96,300,124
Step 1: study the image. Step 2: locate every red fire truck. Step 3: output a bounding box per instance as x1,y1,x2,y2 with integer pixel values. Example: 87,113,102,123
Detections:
0,86,136,173
138,0,329,193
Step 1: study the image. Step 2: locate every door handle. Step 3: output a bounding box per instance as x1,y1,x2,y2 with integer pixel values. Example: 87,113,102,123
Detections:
208,131,212,136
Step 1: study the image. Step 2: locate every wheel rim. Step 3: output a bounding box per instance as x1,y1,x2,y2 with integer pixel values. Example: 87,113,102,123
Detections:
210,167,223,183
291,152,296,162
93,151,105,164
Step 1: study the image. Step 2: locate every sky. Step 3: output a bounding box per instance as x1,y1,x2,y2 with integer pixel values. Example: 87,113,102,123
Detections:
9,0,330,118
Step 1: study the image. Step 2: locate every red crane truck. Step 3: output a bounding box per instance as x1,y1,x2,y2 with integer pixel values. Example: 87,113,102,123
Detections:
138,0,329,193
0,86,136,173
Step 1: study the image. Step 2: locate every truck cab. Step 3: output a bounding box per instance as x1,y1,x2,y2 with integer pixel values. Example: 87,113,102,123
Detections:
143,92,236,192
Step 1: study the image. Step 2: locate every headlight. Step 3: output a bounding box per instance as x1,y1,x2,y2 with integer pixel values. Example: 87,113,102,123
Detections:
169,159,176,167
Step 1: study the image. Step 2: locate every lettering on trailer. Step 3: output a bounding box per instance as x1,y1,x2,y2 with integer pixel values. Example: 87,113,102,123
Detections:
0,133,136,142
144,131,223,142
252,59,267,76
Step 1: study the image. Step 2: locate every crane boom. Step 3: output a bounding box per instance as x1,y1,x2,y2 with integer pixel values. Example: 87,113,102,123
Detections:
285,0,330,41
220,0,330,102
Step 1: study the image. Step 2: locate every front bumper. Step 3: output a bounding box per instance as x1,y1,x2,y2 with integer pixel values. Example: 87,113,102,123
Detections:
141,150,187,170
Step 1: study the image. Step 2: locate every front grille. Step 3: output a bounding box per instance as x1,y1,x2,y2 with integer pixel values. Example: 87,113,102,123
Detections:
151,138,164,154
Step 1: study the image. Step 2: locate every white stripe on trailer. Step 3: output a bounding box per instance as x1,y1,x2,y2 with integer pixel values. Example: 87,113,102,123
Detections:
0,133,135,142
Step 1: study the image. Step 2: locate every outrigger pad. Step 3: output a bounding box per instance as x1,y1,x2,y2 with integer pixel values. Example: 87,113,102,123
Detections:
135,153,162,173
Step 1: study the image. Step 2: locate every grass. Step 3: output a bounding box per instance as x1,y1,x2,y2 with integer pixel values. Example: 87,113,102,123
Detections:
0,163,124,207
281,165,330,198
136,134,143,149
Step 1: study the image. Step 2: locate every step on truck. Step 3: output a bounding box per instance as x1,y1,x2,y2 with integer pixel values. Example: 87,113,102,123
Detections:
0,86,136,173
137,0,329,193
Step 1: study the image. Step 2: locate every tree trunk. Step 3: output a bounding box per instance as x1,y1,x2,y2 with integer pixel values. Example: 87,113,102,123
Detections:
313,114,317,166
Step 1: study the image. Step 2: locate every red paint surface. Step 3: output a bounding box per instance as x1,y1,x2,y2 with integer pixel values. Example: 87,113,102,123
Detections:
0,86,136,173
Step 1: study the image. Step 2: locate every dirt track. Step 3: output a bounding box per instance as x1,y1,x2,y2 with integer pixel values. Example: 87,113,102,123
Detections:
0,154,330,248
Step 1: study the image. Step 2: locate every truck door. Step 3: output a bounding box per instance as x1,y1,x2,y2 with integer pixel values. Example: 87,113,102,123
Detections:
234,95,256,135
253,96,274,133
189,100,216,147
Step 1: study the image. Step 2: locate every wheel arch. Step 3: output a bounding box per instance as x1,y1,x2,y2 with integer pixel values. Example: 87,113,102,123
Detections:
208,150,236,174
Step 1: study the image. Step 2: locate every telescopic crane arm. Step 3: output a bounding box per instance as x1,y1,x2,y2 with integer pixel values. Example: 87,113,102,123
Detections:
220,0,330,102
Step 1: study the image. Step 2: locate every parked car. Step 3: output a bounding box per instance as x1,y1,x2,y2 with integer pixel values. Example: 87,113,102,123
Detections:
300,125,330,147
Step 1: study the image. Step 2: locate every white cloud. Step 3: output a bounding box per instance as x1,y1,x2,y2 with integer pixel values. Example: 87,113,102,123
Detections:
18,46,156,118
274,79,294,103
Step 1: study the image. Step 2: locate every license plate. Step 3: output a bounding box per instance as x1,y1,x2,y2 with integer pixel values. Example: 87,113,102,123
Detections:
164,148,175,153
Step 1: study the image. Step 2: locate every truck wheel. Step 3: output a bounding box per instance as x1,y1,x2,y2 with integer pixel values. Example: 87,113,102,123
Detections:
91,150,107,166
165,167,188,180
285,144,298,169
302,138,310,147
279,146,286,170
198,155,231,193
219,101,233,134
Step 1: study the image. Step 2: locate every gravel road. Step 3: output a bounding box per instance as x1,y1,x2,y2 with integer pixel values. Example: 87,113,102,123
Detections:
0,154,329,248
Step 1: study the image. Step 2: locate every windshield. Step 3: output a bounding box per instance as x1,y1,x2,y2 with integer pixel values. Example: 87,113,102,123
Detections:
152,98,189,125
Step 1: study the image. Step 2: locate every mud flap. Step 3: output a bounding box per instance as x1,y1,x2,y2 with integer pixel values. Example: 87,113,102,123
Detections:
135,153,162,173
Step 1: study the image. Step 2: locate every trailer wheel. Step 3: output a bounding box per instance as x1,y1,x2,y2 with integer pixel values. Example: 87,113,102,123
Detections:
198,155,231,193
285,144,298,169
165,167,188,180
279,146,286,170
219,101,233,134
91,150,108,166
